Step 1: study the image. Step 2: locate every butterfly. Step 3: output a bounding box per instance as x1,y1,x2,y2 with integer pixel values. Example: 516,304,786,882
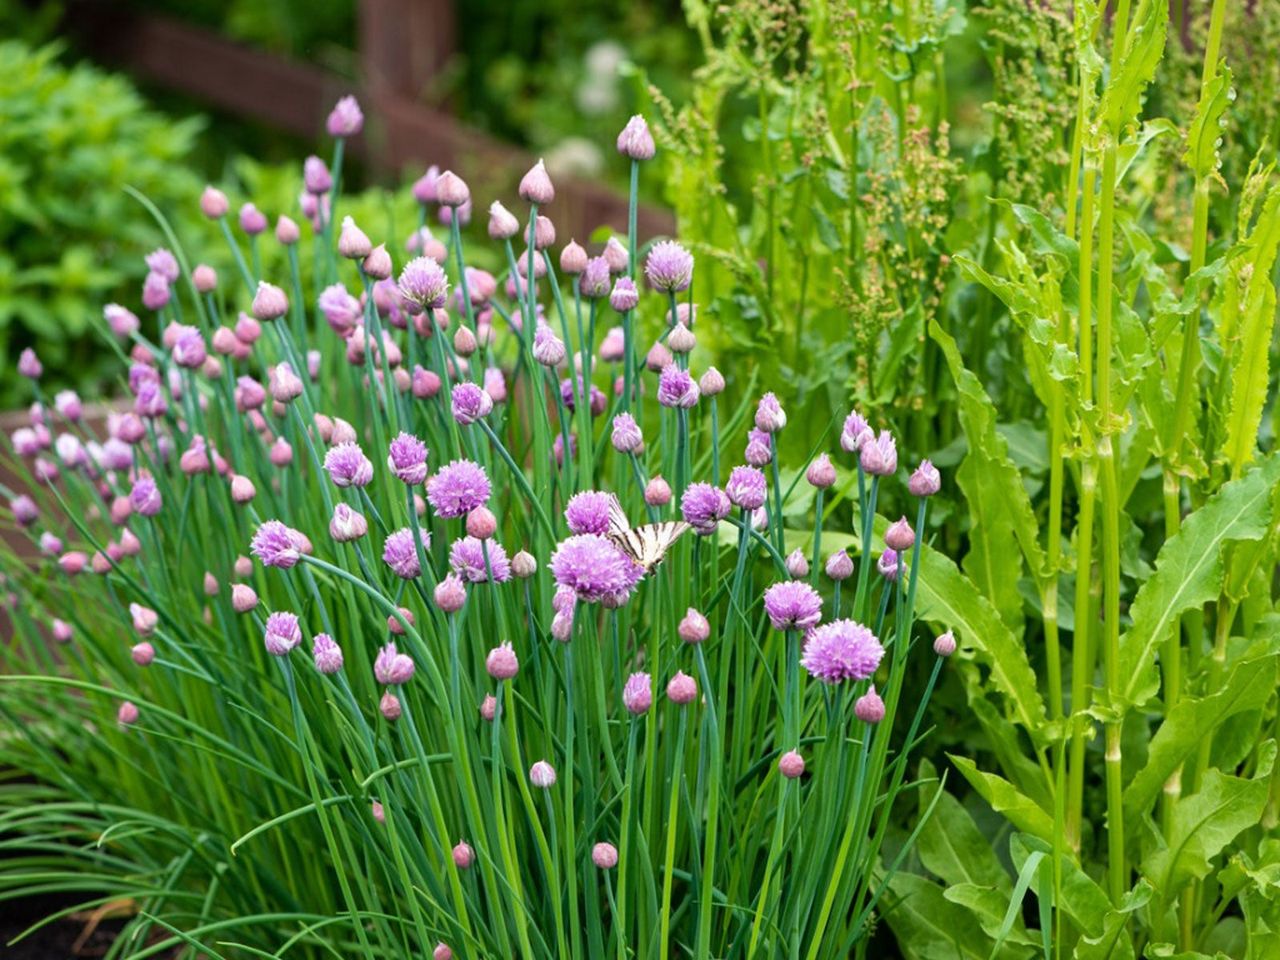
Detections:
605,493,691,571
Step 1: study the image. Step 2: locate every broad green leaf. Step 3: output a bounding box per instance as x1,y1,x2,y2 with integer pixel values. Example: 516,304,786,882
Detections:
1139,769,1268,901
1073,881,1151,960
915,548,1048,740
1115,453,1280,708
941,883,1038,948
930,319,1048,581
1223,187,1280,474
1122,651,1279,821
949,756,1054,845
1012,835,1115,943
882,872,1032,960
917,775,1012,894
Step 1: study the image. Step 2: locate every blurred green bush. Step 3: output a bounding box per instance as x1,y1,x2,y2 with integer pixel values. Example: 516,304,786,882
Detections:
0,40,205,405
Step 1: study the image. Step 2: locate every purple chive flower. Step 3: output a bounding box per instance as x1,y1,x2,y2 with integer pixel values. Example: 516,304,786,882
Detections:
565,490,614,535
130,475,162,517
726,465,767,511
171,326,206,368
763,581,823,632
10,495,37,526
909,459,941,497
580,256,612,298
860,430,898,477
611,413,643,453
324,442,374,488
561,377,606,416
826,549,854,581
610,278,639,313
18,348,42,379
623,671,653,714
449,536,511,583
451,382,494,425
807,453,837,489
303,155,332,194
680,483,731,535
644,240,694,292
374,642,416,685
383,528,429,579
252,281,289,321
142,272,171,311
312,633,344,673
840,411,870,452
657,364,699,408
388,432,429,485
877,549,900,580
318,283,362,336
533,324,566,367
326,95,364,137
744,429,772,467
252,520,304,568
264,612,302,656
855,685,886,723
617,115,656,160
800,619,884,683
427,460,490,517
754,392,787,432
144,248,179,282
486,642,519,680
105,304,140,337
330,503,369,542
398,256,449,312
550,534,644,603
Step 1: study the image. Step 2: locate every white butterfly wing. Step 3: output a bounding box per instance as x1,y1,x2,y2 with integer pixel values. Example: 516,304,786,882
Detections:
620,521,691,571
606,493,632,538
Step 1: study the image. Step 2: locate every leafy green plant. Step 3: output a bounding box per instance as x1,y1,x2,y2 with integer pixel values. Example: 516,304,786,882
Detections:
0,40,204,405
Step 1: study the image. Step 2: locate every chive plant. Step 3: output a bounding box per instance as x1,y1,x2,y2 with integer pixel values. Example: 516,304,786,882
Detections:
0,100,952,959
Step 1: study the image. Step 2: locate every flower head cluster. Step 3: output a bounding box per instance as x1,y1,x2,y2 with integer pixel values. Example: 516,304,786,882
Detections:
762,581,823,632
324,442,374,488
681,483,730,535
426,460,491,518
374,642,416,685
644,241,694,292
726,466,767,511
550,534,644,604
251,520,305,569
657,365,699,408
449,536,511,583
800,620,884,684
565,490,615,536
264,612,302,656
388,432,429,485
452,383,493,425
383,527,430,579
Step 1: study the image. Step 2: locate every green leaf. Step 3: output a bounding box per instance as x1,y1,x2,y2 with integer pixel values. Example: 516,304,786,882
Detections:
1123,651,1279,822
1115,453,1280,708
915,547,1048,740
949,756,1054,846
930,318,1048,581
1183,61,1232,180
882,872,1032,960
1097,0,1168,134
1139,769,1268,902
1223,187,1280,474
917,774,1012,894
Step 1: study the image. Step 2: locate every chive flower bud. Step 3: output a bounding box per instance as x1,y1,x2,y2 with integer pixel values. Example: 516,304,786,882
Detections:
560,239,588,275
326,95,363,137
453,841,474,869
485,642,519,680
785,550,809,579
699,366,725,396
884,517,915,551
374,642,415,685
264,611,302,656
231,584,258,613
666,671,698,705
616,115,656,160
807,453,836,489
778,750,805,779
518,158,555,205
909,459,941,497
623,671,653,714
592,842,619,869
603,237,628,274
435,170,470,207
609,277,639,312
826,550,854,581
312,633,344,673
200,185,228,218
529,760,557,788
434,572,467,613
855,685,885,724
251,282,289,321
933,631,957,657
488,201,519,240
678,608,710,644
859,430,898,476
512,551,537,578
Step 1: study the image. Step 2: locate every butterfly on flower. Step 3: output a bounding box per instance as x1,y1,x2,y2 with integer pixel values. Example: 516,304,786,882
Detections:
604,494,690,571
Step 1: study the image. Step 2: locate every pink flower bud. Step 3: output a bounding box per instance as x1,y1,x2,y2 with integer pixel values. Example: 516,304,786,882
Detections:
699,366,725,396
252,282,289,321
230,474,256,504
667,671,698,705
433,944,452,960
270,438,294,467
617,115,656,160
131,642,155,666
855,685,885,724
201,185,229,218
480,694,498,721
488,201,519,240
371,800,385,823
338,216,372,259
592,842,619,869
387,607,415,636
825,550,854,581
452,841,474,869
434,573,467,613
380,691,402,721
909,459,941,497
231,583,258,613
884,517,915,551
193,264,218,293
933,631,957,657
668,322,696,354
512,550,537,578
518,159,555,205
529,760,557,788
485,643,519,680
785,550,809,579
435,171,470,207
560,240,588,275
466,506,497,539
778,750,805,778
807,453,837,489
117,701,139,725
276,215,300,245
644,475,672,507
364,243,392,280
130,603,158,635
678,608,710,644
